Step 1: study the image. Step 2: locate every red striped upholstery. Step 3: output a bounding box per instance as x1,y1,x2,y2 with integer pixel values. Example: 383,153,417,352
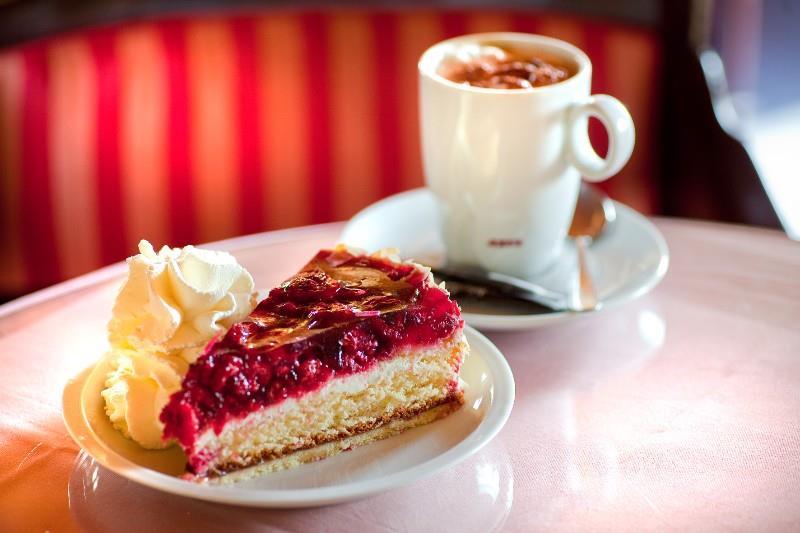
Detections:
0,10,660,296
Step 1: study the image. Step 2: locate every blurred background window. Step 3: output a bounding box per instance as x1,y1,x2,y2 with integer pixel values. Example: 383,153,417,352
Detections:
702,0,800,239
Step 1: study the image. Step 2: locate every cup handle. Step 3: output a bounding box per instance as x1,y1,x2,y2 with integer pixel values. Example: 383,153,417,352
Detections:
566,95,635,182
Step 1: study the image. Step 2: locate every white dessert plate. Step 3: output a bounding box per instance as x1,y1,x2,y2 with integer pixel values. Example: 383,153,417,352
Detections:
340,188,669,331
62,326,514,508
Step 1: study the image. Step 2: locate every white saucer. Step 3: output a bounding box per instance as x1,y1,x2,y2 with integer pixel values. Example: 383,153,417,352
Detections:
62,326,514,508
340,188,669,331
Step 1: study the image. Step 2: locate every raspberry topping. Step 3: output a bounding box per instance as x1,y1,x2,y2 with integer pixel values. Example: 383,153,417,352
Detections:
160,250,462,471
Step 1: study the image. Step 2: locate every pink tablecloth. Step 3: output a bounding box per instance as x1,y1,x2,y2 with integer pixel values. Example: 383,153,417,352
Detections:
1,219,799,532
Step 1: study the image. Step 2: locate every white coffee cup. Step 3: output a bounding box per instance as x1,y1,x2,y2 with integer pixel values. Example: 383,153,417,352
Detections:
419,32,634,278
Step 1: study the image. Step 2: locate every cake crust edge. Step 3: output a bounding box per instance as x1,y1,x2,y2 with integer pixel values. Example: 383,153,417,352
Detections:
206,395,463,484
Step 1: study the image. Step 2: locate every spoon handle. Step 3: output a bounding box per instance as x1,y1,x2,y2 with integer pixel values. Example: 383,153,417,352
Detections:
574,237,598,311
432,265,571,311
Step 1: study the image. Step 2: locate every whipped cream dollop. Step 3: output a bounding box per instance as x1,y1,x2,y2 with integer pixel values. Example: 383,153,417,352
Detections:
100,240,257,449
101,349,189,449
108,240,257,361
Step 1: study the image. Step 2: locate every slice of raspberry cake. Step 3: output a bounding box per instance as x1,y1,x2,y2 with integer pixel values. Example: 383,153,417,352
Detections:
160,247,467,480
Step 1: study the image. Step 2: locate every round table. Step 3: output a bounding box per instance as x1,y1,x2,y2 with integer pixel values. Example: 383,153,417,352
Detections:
1,219,798,532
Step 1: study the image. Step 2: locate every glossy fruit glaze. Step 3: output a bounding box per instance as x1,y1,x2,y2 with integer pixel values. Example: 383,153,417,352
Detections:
160,249,462,467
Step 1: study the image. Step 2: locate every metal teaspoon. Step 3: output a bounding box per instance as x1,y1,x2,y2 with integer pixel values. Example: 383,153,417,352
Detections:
567,184,617,311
